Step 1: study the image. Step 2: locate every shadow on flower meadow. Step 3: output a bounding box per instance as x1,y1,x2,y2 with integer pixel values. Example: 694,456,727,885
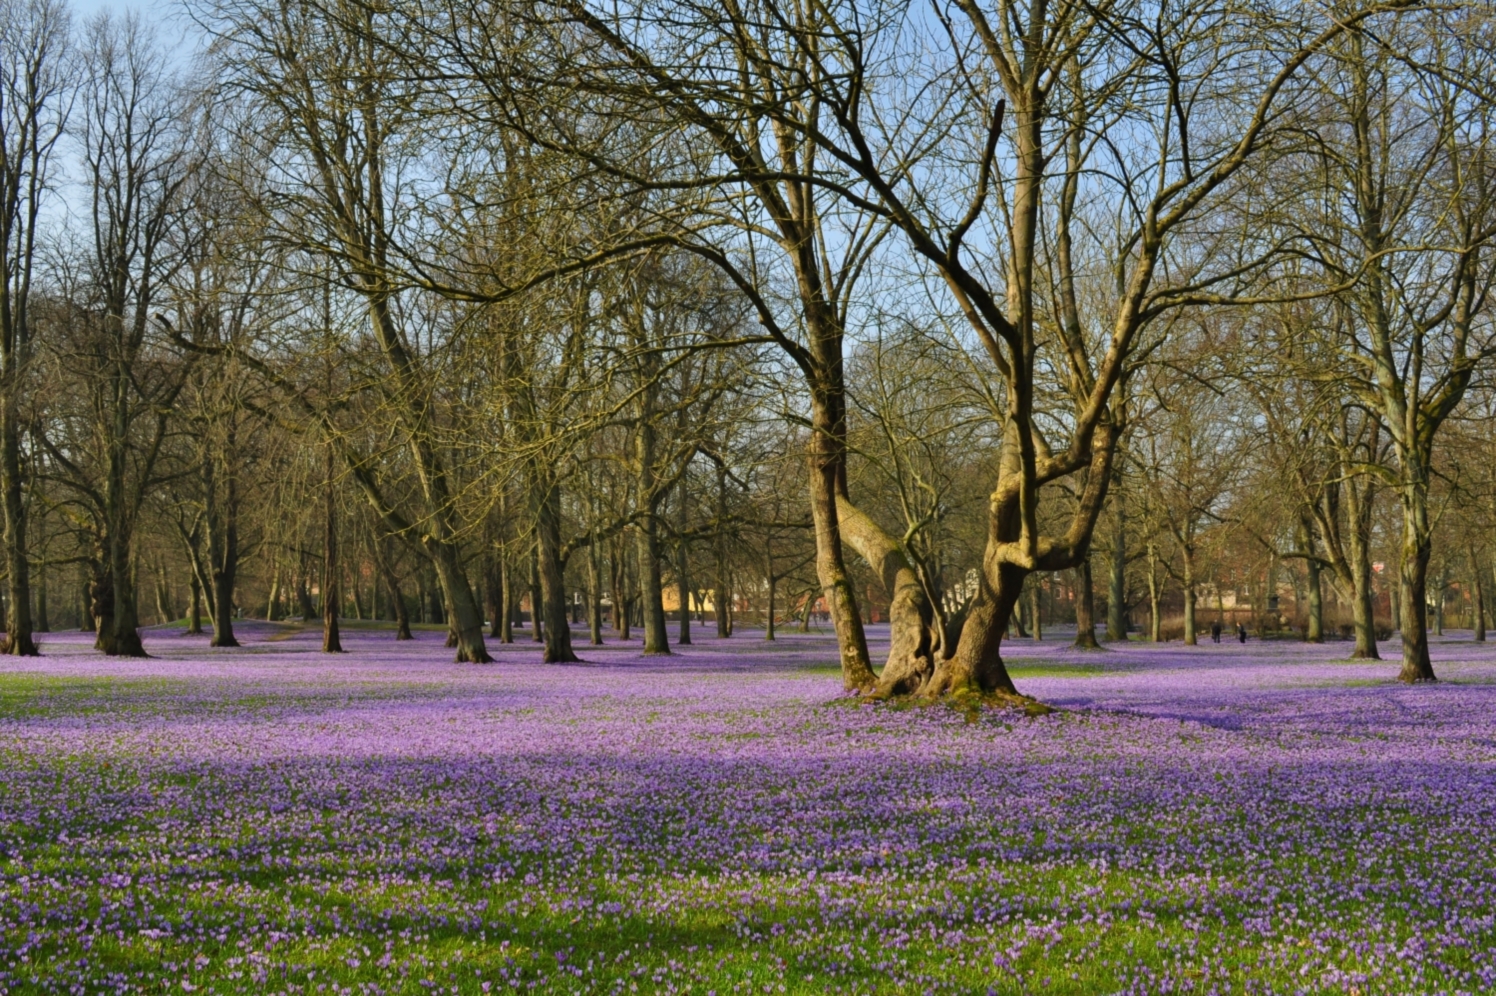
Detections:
2,622,1495,995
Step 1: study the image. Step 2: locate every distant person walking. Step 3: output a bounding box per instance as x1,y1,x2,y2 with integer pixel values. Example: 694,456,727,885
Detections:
1237,622,1248,644
1211,620,1222,643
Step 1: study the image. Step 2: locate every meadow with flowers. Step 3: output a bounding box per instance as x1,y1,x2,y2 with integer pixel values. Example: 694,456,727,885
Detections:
2,623,1494,996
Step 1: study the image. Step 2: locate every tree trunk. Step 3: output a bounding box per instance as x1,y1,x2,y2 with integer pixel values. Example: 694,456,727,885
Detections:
0,392,37,655
924,560,1024,697
266,568,282,621
323,448,343,654
1146,544,1163,642
500,558,514,643
1182,545,1198,646
536,483,578,663
373,537,412,640
1029,578,1042,641
1472,547,1486,643
1106,494,1126,641
529,543,545,642
586,550,604,645
35,568,50,633
424,541,490,662
1433,567,1445,637
483,553,502,638
187,569,203,634
635,510,670,654
107,531,146,657
676,485,692,646
765,558,776,641
91,562,114,650
836,496,938,694
1305,558,1323,643
1396,493,1435,682
805,399,875,689
206,450,240,649
295,565,315,620
1073,558,1100,649
389,575,412,640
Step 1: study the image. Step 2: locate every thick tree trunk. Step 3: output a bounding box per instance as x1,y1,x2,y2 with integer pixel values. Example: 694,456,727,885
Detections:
90,562,114,651
295,567,315,621
1073,558,1100,649
425,541,490,662
806,398,875,689
0,400,37,655
536,483,578,663
374,539,412,640
1305,557,1324,643
107,532,146,657
389,577,412,640
207,451,239,648
1397,494,1436,682
924,561,1024,697
635,514,670,654
837,496,938,695
187,570,203,634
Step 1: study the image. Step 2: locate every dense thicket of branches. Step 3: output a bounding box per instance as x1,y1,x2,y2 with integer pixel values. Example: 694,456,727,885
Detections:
1,0,1493,694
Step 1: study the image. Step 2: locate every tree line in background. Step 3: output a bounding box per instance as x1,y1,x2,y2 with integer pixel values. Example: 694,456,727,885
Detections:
3,0,1495,697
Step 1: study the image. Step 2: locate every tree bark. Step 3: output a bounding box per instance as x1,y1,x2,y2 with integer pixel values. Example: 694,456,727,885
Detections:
529,543,545,642
0,403,36,654
373,536,412,640
1106,495,1127,641
323,447,343,654
1182,545,1198,646
187,569,203,635
764,551,776,641
836,496,938,695
1306,556,1324,643
206,449,239,649
1029,579,1042,641
500,557,514,644
1073,558,1100,649
806,394,875,688
1146,543,1163,642
585,542,603,645
1396,489,1436,681
676,484,691,646
635,508,670,653
536,482,578,663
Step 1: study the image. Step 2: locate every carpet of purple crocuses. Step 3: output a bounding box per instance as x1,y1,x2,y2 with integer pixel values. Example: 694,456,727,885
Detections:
2,620,1494,996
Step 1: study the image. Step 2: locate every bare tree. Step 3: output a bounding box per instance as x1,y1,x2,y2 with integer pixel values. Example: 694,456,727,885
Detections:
0,0,73,654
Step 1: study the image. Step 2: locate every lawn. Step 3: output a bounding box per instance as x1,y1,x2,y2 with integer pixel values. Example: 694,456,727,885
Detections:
2,623,1494,995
